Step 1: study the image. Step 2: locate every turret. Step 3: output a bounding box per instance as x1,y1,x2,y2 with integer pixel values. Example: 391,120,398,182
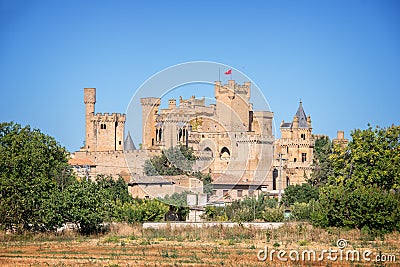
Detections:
84,88,96,150
168,99,176,110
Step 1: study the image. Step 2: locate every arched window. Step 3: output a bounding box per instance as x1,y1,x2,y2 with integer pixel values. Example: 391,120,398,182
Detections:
220,147,230,156
286,176,290,187
203,147,213,158
220,147,230,159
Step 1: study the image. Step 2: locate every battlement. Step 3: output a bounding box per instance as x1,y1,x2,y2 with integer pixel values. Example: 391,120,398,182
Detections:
179,95,206,108
93,112,126,122
141,97,161,107
215,80,251,99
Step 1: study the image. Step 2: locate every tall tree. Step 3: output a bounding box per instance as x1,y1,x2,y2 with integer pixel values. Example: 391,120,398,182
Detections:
309,135,333,187
0,122,72,231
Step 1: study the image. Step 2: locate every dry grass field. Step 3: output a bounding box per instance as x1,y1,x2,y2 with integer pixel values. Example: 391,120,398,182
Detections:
0,223,399,266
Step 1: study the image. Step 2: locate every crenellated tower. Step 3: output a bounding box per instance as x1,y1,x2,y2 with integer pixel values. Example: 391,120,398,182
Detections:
83,88,125,152
140,97,161,149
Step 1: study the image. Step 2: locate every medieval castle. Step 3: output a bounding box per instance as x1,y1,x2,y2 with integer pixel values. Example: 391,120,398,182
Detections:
69,80,348,201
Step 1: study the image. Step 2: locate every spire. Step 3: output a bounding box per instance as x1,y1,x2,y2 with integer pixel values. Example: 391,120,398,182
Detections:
294,100,308,128
124,131,136,151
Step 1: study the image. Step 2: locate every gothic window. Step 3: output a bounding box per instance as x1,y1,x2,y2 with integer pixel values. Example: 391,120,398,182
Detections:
220,147,230,159
159,128,162,141
100,123,107,129
302,153,307,162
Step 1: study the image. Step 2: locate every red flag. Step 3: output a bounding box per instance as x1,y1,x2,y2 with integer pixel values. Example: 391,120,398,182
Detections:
224,69,232,75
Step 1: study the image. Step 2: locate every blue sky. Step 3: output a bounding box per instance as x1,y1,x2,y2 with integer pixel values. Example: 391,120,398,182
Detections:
1,0,399,151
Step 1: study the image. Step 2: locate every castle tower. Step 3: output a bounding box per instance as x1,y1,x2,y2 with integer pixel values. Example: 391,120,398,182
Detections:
141,97,161,149
83,88,125,152
84,88,96,150
274,101,314,187
332,130,348,148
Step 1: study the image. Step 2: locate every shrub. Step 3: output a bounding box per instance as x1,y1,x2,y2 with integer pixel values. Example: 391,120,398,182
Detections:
291,201,314,221
311,185,400,233
262,207,284,222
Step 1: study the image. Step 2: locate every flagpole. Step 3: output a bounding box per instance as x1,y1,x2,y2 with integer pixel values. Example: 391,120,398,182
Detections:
219,67,221,82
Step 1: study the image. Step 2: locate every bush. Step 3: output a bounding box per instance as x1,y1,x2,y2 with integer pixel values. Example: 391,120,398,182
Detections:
290,201,314,221
310,185,400,233
203,206,228,221
262,207,284,222
116,199,169,223
282,183,319,206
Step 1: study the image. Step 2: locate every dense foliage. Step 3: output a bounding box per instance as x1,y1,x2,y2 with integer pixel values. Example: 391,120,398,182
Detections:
144,145,196,176
309,135,333,187
0,122,73,231
328,125,400,190
144,145,213,196
309,125,400,233
281,183,319,206
202,194,283,222
311,185,400,233
0,122,170,234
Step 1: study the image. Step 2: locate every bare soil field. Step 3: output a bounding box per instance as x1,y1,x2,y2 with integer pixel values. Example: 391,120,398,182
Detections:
0,223,398,266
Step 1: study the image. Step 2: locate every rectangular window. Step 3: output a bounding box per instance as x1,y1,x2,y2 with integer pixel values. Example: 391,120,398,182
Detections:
212,190,217,196
223,190,229,196
237,190,243,197
302,153,307,162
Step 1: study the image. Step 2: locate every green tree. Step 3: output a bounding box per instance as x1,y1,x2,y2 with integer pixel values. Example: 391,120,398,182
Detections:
144,145,196,176
95,175,132,204
309,135,333,187
282,183,319,206
310,125,400,232
116,199,169,223
159,191,191,220
311,185,400,233
56,179,110,234
328,125,400,190
0,122,72,231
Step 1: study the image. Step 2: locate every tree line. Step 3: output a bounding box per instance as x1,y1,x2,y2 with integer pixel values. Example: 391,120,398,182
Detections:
1,121,399,234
